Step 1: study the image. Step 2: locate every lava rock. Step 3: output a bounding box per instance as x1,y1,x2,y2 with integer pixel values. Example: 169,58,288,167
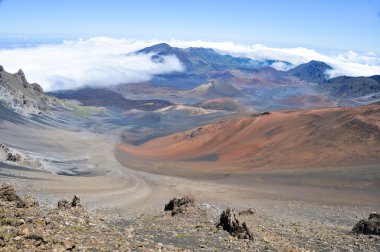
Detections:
6,152,22,162
0,184,22,202
0,184,26,208
218,208,253,240
57,199,71,209
71,195,81,208
164,196,195,216
58,195,82,209
352,213,380,235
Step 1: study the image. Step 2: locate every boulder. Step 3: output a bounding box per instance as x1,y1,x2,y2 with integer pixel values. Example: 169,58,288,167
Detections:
71,195,81,207
58,195,82,209
352,213,380,235
6,153,22,162
0,184,26,208
218,208,253,240
0,143,9,152
57,199,71,209
164,196,195,216
0,184,21,202
0,65,3,71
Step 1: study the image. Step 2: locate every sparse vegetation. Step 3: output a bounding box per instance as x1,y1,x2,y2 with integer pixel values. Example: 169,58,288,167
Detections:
63,100,107,117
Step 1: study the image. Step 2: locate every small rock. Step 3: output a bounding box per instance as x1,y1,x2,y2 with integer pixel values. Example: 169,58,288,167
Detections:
71,195,81,208
239,208,256,215
352,213,380,235
57,198,71,209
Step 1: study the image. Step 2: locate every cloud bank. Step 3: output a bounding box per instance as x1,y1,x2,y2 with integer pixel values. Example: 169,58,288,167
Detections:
0,37,379,91
0,38,183,91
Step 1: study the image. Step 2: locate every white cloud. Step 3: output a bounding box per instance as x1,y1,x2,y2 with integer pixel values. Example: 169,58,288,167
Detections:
0,37,183,91
270,62,292,71
0,37,379,91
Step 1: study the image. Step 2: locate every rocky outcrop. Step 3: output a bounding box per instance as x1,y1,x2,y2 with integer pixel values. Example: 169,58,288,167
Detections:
251,111,270,117
0,185,137,250
164,196,196,216
57,195,82,209
352,213,380,235
187,127,205,139
218,208,253,240
0,184,22,202
17,69,28,88
0,184,27,208
0,66,58,116
6,152,22,162
0,143,44,170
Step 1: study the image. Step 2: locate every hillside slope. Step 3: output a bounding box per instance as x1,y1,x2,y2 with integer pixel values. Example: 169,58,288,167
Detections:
117,103,380,170
287,60,333,84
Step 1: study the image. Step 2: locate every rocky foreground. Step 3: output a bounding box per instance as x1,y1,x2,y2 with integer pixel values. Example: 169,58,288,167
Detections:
0,185,379,251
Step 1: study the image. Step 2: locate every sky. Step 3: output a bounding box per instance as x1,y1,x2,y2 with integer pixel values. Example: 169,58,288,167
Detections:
1,0,379,51
0,0,379,90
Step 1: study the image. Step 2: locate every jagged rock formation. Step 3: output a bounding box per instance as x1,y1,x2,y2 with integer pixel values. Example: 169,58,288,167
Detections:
0,66,58,116
218,208,253,240
352,213,380,235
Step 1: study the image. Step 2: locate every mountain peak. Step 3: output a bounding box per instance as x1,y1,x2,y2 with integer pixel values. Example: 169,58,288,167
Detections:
287,60,333,83
308,60,333,68
137,43,174,54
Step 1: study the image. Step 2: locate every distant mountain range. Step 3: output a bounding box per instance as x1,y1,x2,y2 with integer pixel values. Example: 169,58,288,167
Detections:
137,44,380,103
39,43,380,111
138,43,291,73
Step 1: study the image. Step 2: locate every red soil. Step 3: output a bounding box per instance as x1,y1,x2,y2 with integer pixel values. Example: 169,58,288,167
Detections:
116,103,380,171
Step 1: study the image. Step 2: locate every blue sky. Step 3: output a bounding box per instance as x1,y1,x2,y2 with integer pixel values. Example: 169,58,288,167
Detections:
0,0,379,51
0,0,379,90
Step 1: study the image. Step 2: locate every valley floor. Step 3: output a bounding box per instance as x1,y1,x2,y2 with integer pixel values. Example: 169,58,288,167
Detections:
0,111,379,251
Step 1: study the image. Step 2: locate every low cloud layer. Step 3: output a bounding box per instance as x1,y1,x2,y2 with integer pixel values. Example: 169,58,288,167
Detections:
0,37,379,91
0,38,183,91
